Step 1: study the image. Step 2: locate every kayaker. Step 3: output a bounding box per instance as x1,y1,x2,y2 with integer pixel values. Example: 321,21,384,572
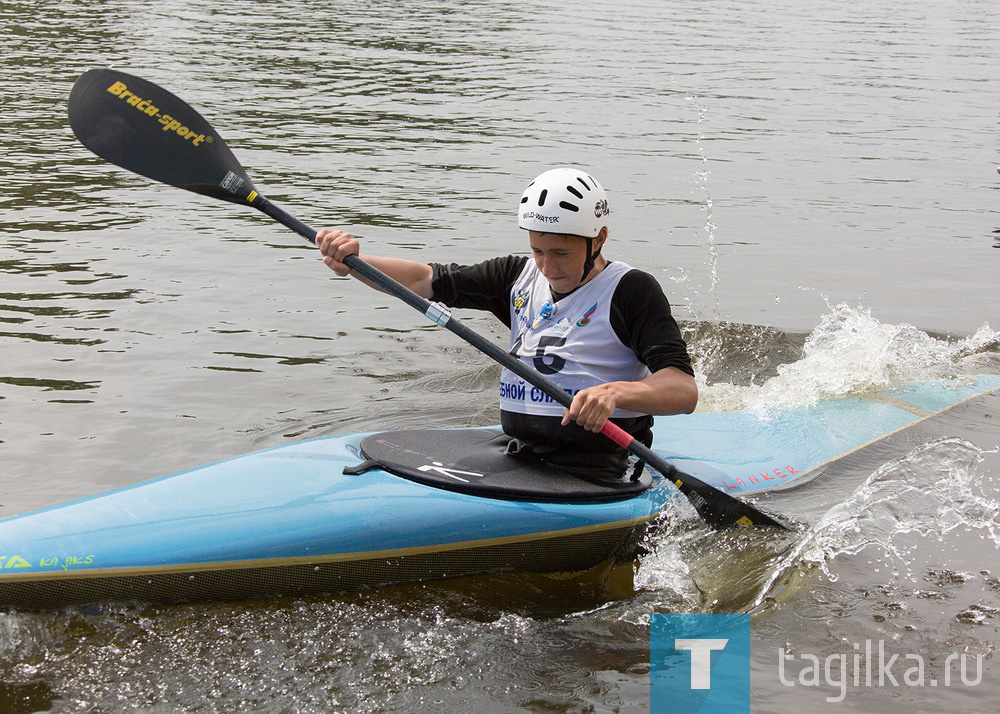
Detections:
316,168,697,479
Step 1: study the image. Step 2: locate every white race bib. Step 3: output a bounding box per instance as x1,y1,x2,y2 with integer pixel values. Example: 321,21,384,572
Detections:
500,261,650,417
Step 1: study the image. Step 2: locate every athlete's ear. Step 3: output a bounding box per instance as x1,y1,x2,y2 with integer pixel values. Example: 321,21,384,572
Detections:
593,227,609,252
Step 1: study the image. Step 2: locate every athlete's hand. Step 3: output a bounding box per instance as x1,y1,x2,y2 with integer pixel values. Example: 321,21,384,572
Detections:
562,383,620,432
316,229,359,276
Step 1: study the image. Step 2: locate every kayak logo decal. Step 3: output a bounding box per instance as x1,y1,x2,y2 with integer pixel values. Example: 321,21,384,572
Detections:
0,555,32,569
38,555,95,570
576,302,598,326
105,80,213,147
714,464,802,492
417,462,486,483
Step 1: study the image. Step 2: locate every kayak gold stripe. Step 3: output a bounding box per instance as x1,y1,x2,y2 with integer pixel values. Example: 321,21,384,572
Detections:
0,512,663,584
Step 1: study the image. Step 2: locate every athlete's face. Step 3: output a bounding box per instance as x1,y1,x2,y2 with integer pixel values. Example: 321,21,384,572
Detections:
528,231,591,294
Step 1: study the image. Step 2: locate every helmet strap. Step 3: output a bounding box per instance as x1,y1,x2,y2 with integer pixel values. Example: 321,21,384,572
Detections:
580,237,602,285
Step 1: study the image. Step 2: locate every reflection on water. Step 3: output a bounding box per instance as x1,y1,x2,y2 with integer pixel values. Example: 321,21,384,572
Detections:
2,0,999,711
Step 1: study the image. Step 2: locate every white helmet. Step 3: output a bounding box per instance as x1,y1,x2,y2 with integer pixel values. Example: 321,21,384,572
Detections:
518,168,610,238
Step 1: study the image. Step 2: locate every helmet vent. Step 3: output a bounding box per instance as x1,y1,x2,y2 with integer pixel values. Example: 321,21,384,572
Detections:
559,201,579,212
537,189,548,206
520,196,529,204
566,185,583,199
577,177,592,191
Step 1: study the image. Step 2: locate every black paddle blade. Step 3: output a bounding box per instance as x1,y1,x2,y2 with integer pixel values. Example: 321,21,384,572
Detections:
675,474,788,530
623,435,790,530
68,68,258,204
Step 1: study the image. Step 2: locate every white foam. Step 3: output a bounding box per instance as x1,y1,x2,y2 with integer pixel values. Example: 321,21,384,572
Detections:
699,303,999,415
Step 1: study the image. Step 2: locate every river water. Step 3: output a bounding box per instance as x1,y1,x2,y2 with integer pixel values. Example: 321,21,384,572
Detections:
1,0,998,711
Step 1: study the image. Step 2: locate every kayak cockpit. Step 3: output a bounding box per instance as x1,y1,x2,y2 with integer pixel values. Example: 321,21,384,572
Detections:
345,428,653,503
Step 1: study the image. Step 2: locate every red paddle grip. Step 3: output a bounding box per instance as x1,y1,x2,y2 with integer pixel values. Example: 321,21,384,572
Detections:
600,420,635,450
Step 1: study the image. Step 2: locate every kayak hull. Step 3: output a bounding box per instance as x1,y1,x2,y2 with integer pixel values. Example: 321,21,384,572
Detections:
0,518,647,609
2,376,998,609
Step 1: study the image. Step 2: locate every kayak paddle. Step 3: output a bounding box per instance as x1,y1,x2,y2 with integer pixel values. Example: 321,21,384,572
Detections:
67,68,789,531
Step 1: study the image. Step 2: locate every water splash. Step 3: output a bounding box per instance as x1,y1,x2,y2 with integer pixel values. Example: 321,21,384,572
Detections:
687,94,720,322
755,437,998,606
633,525,706,614
698,302,1000,413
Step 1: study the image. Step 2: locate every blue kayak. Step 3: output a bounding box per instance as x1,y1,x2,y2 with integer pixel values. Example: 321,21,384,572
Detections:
1,375,997,609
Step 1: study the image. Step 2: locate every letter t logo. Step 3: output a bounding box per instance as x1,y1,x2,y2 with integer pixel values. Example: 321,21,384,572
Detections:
675,639,729,689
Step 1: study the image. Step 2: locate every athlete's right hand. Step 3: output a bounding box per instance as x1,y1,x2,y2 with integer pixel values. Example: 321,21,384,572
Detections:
316,229,359,277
